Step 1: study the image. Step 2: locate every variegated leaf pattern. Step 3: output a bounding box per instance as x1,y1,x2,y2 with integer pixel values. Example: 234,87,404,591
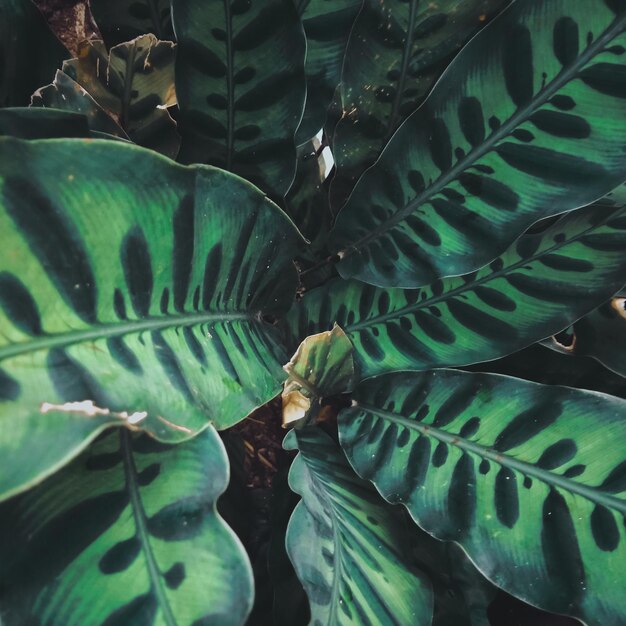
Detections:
339,370,626,625
172,0,306,199
285,427,433,625
294,0,363,144
330,0,626,287
0,138,301,501
64,36,180,158
0,428,253,626
282,324,355,426
547,292,626,378
329,0,511,211
31,70,129,139
0,0,68,107
287,205,626,378
90,0,175,47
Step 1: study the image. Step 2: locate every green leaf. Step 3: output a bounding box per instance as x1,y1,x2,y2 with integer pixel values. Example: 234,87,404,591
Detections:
0,427,253,626
409,526,496,626
330,0,626,287
285,427,433,625
282,324,355,426
0,137,301,501
0,0,68,107
64,36,180,158
339,369,626,625
294,0,363,144
90,0,175,47
31,70,129,139
284,140,332,254
546,292,626,378
0,107,91,139
464,343,626,400
329,0,511,211
172,0,306,198
288,205,626,378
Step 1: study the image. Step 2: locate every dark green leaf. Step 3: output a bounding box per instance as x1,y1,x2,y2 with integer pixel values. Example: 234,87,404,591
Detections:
546,292,626,378
0,107,90,138
172,0,306,198
0,0,68,107
91,0,174,47
340,369,626,625
329,0,511,211
0,427,253,626
285,426,433,625
288,205,626,378
0,137,301,500
294,0,363,144
330,0,626,286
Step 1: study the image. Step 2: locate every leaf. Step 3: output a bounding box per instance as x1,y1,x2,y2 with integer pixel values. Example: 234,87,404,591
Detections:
329,0,512,211
464,343,626,401
31,70,129,139
288,205,626,378
339,369,626,625
546,292,626,378
64,36,180,158
0,107,91,139
284,140,332,253
0,0,68,107
282,324,355,427
172,0,306,199
0,137,302,501
90,0,175,47
294,0,363,144
285,426,433,625
408,523,497,626
329,0,626,287
0,427,253,626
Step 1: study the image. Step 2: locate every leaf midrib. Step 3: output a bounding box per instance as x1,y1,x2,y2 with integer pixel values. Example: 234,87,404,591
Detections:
0,310,256,361
121,429,178,626
336,9,626,256
345,208,619,332
353,403,626,514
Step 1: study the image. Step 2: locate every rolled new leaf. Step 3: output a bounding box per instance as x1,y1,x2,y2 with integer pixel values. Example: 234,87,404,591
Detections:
173,0,306,199
0,427,253,626
282,324,355,427
288,205,626,378
330,0,626,287
285,427,433,625
0,137,301,500
339,369,626,625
